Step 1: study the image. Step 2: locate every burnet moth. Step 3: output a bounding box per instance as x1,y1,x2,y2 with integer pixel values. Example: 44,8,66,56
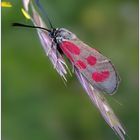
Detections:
13,0,126,139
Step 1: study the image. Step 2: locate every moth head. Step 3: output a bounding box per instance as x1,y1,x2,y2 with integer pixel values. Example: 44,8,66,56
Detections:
55,28,77,42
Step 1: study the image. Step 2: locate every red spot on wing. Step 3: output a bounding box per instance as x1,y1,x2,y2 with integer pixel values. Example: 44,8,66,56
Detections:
60,46,74,62
61,41,80,55
86,55,97,66
75,60,87,69
92,70,110,82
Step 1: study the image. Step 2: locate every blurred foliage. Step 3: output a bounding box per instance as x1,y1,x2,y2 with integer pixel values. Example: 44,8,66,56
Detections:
2,0,138,140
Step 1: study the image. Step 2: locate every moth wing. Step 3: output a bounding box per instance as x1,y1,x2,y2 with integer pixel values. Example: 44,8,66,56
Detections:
60,39,120,94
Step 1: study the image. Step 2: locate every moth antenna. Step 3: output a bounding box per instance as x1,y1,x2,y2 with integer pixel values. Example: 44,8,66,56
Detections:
35,0,54,29
12,22,51,32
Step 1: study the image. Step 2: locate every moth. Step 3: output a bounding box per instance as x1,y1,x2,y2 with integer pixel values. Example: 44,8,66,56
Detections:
13,20,120,95
13,0,126,139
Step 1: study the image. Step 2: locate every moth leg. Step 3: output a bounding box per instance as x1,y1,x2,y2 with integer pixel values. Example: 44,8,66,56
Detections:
47,40,56,56
52,42,59,69
72,64,75,73
46,47,52,56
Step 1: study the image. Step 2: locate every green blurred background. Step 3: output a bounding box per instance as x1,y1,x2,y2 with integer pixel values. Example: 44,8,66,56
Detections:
2,0,138,140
